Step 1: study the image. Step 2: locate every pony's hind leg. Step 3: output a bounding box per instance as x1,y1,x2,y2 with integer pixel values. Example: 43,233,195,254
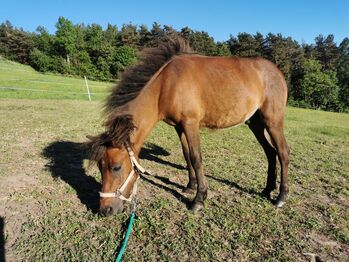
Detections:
247,112,277,200
260,108,290,208
175,125,197,193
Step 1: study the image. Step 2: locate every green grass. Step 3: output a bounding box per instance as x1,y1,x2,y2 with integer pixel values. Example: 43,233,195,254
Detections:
0,57,113,100
0,98,348,261
0,60,348,261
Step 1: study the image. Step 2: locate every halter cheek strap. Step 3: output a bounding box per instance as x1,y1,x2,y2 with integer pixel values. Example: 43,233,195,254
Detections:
99,144,148,202
98,170,138,201
126,146,146,174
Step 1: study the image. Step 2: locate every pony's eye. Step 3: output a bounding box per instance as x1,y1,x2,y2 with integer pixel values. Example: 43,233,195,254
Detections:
111,165,121,173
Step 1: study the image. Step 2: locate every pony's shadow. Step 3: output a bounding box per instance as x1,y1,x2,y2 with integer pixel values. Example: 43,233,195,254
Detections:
139,143,186,171
205,174,260,197
139,143,191,206
42,141,100,213
140,174,191,207
139,143,260,200
41,141,189,212
42,141,260,213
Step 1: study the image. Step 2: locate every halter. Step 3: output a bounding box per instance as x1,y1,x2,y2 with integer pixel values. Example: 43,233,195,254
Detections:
99,144,148,202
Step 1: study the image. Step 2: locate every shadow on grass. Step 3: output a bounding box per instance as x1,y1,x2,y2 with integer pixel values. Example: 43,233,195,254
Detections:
0,217,4,262
139,143,186,171
42,141,100,214
139,143,260,204
205,174,260,197
139,143,190,206
41,141,260,213
140,143,261,206
140,174,191,207
151,174,186,191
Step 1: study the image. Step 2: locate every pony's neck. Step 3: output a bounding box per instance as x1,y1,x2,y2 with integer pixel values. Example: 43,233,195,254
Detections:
126,78,161,155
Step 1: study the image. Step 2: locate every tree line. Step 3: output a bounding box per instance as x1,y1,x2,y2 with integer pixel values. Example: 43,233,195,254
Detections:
0,17,348,112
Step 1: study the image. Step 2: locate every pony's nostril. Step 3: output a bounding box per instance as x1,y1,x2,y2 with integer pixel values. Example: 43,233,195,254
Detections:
106,206,113,215
100,206,113,217
99,209,106,217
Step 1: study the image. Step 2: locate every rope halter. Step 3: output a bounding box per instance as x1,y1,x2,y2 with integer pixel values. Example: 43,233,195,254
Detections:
99,144,148,202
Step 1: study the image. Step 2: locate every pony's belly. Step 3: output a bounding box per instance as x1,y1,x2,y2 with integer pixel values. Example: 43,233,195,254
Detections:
201,104,259,129
201,115,244,129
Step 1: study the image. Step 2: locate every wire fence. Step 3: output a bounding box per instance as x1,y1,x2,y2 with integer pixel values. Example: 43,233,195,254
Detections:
0,86,109,95
0,76,112,100
4,78,113,88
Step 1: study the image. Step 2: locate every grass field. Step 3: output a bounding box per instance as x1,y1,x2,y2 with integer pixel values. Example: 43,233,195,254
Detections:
0,57,113,100
0,60,348,261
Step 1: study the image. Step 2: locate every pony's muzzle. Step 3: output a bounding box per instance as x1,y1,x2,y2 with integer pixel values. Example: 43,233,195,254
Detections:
99,198,124,216
100,206,114,217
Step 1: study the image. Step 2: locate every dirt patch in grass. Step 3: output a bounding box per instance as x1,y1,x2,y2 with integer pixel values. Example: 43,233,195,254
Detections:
0,173,41,261
0,107,44,261
304,232,346,262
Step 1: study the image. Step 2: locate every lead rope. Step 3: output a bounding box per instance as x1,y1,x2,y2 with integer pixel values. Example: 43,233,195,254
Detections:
115,197,137,262
114,144,149,262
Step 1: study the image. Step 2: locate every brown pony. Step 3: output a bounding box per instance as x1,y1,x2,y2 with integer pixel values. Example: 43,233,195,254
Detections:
87,37,290,216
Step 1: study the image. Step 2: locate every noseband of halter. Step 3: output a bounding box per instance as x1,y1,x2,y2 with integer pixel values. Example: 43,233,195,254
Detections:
99,144,148,202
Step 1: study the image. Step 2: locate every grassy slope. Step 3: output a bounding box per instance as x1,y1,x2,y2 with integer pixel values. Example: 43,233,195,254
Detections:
0,60,348,261
0,57,113,100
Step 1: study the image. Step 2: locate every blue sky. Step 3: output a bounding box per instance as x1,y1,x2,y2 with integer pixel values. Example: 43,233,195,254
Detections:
1,0,348,44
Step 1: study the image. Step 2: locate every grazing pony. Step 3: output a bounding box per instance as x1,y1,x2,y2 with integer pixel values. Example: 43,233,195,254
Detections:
86,37,290,216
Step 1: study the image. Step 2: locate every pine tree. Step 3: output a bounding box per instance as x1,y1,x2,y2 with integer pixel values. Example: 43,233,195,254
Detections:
0,20,33,64
337,38,349,109
228,32,262,57
314,34,340,71
119,23,140,48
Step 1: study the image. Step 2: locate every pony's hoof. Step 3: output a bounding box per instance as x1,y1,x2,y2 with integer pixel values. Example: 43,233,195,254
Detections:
183,187,196,194
189,202,204,214
275,200,285,208
260,189,271,200
274,195,287,208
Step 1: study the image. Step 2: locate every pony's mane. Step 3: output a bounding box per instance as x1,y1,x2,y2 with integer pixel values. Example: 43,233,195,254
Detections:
104,36,193,114
86,37,193,163
86,115,136,164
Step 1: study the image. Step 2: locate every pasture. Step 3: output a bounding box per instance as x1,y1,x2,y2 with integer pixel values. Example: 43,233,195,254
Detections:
0,57,112,100
0,60,348,261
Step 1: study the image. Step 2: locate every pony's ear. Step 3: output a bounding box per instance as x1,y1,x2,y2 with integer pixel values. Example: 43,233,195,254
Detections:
84,133,110,165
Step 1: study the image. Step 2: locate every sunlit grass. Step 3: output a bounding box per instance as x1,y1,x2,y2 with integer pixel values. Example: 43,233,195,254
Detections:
1,97,348,261
0,58,113,100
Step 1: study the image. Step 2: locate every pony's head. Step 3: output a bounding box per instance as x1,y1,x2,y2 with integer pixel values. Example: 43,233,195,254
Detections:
86,115,137,216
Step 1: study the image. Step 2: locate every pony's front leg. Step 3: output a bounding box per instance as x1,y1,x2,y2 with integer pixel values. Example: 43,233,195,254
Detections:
182,122,207,213
175,126,197,193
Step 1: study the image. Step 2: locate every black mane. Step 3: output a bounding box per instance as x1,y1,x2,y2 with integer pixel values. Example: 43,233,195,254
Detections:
104,36,193,114
86,115,136,164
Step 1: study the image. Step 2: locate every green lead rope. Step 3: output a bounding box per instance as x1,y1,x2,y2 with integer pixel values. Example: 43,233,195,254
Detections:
115,198,137,262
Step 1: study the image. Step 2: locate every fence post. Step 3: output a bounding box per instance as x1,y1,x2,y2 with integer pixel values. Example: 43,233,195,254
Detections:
84,76,91,101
